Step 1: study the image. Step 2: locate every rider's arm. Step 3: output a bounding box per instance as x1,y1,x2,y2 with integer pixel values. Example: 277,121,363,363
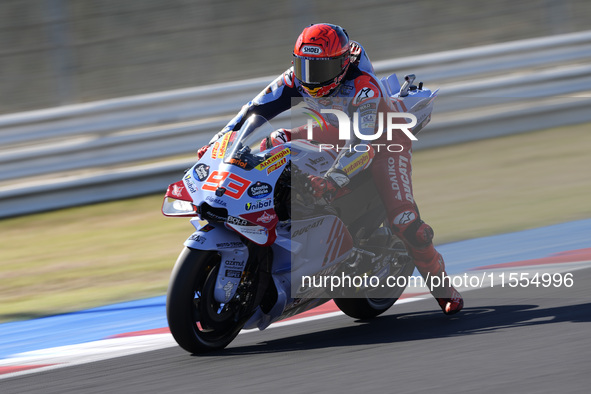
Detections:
207,69,301,145
324,76,382,188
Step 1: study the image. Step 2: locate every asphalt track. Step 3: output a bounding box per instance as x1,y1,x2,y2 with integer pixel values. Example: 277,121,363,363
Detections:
2,220,590,393
2,274,590,393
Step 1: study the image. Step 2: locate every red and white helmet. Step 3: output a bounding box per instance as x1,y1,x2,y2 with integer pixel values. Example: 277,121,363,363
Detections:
293,23,351,98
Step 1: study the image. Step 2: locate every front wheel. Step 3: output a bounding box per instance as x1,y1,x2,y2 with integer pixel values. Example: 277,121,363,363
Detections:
166,247,250,353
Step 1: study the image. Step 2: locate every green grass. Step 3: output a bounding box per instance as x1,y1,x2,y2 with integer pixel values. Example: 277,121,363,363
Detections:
0,196,191,322
1,123,590,322
413,123,591,243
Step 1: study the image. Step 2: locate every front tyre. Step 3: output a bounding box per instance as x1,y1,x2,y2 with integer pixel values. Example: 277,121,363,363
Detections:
166,247,248,353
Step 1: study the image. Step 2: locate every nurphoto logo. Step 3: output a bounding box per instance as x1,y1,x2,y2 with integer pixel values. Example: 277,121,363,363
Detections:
304,108,418,153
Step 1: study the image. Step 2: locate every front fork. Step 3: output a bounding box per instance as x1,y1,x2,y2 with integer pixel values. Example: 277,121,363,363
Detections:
184,218,249,304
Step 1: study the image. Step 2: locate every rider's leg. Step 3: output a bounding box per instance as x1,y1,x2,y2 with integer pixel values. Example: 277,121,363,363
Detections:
389,207,463,314
370,147,463,315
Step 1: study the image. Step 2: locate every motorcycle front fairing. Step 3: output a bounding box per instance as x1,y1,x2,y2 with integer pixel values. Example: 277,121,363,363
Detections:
185,115,288,247
163,114,355,329
171,115,290,304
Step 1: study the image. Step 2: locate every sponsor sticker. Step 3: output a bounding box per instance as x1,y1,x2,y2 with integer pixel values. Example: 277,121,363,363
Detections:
224,259,246,268
227,157,248,168
245,199,273,211
225,270,242,279
206,195,227,206
212,132,232,159
188,234,206,244
216,241,245,249
227,215,249,226
171,184,184,197
210,142,220,159
266,157,287,174
247,182,272,199
256,211,276,224
184,174,198,193
195,163,210,181
359,102,376,112
394,210,416,225
292,218,325,238
353,86,376,105
302,45,323,55
342,152,371,175
255,148,290,170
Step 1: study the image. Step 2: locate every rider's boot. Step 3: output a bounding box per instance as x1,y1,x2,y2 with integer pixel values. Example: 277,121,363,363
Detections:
390,212,463,315
411,245,464,315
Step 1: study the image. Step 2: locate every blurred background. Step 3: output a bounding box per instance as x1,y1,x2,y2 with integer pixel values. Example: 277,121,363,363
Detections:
1,0,591,322
3,0,591,114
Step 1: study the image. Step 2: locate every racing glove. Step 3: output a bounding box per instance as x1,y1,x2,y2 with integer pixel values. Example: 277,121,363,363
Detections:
305,174,338,200
259,128,291,151
197,144,210,159
304,168,351,201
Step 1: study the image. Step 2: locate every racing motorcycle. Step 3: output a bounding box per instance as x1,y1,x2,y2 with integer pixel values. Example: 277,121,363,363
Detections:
162,74,436,354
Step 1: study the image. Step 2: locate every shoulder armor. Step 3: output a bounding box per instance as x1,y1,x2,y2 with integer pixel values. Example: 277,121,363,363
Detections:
352,74,381,106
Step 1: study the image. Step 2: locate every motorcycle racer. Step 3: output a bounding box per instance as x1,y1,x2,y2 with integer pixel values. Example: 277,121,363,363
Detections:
199,23,463,315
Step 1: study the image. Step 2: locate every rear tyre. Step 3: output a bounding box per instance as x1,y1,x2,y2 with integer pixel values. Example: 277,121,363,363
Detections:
166,247,248,353
334,259,415,319
334,226,416,320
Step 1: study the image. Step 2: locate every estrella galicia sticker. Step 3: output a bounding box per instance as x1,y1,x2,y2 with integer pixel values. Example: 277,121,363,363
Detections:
195,163,210,181
247,182,272,199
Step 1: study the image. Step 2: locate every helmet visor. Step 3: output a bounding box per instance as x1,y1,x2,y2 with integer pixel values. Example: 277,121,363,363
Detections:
293,54,347,85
